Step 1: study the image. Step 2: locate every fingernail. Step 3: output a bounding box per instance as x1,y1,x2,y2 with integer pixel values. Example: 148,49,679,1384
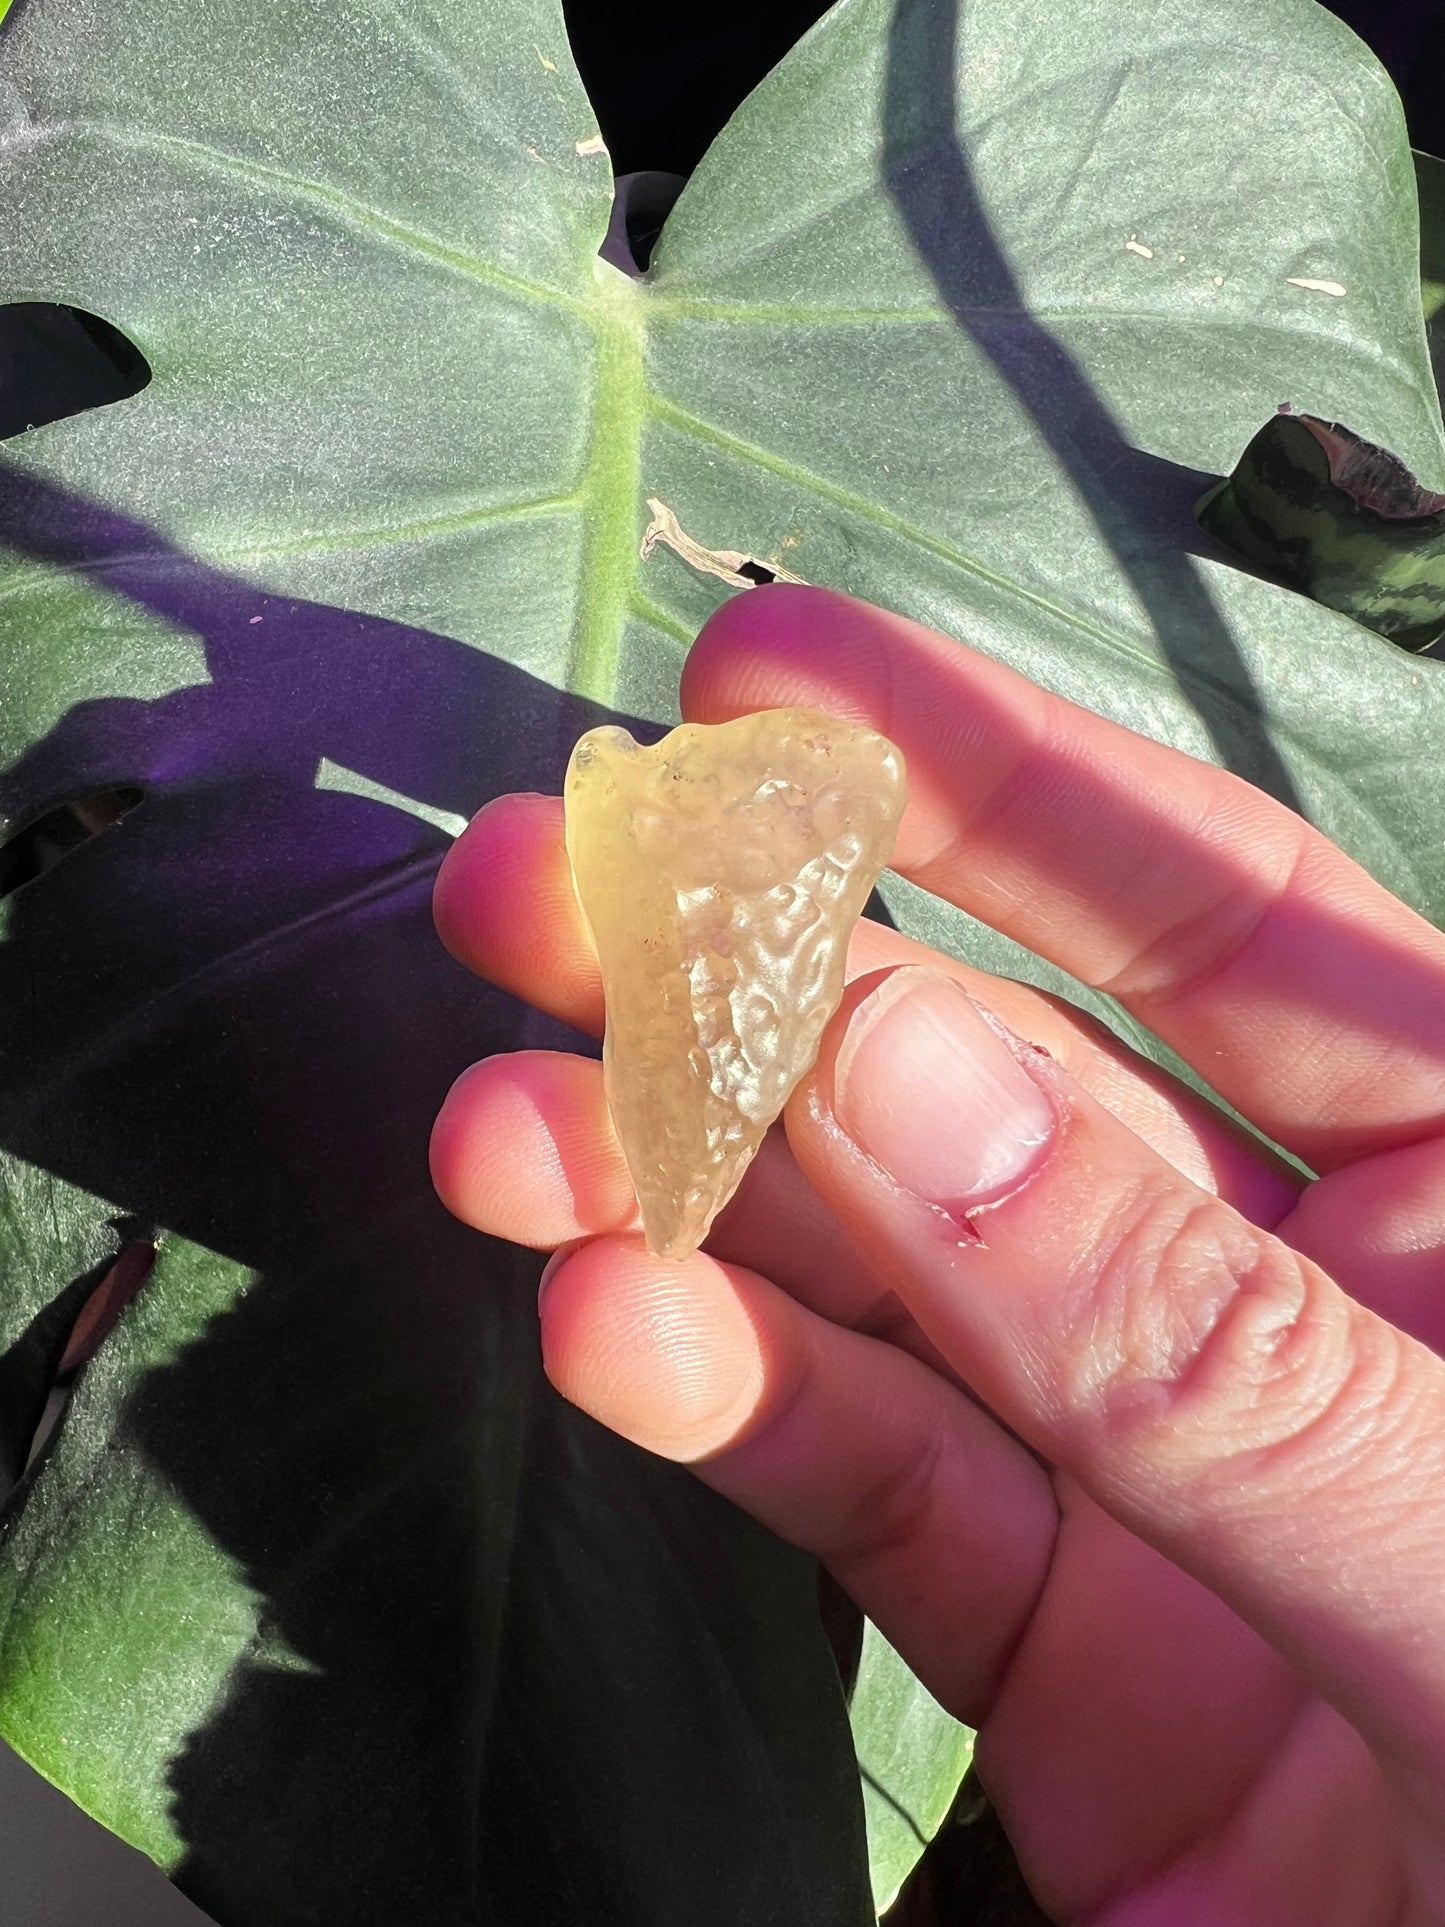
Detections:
834,970,1057,1211
537,1248,569,1306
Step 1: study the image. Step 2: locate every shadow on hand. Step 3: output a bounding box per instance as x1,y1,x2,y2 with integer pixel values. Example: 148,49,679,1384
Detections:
0,462,863,1927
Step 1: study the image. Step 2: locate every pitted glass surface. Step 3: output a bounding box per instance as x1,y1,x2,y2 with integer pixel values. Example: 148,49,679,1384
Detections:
565,708,907,1257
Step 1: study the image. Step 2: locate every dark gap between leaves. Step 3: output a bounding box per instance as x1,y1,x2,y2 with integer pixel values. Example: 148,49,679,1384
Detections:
0,786,145,901
560,0,834,175
0,304,151,440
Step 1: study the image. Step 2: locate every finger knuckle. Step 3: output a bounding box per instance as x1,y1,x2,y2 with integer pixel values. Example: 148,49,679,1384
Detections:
1074,1183,1386,1482
821,1427,945,1576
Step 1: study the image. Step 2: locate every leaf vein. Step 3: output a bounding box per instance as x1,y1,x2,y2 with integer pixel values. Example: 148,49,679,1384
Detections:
644,390,1166,674
64,121,586,314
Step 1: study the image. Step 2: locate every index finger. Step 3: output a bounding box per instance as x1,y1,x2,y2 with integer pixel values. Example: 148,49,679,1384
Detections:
683,586,1445,1170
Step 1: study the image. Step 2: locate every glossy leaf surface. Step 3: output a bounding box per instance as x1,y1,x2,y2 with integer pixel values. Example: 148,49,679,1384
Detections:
2,1,1444,1922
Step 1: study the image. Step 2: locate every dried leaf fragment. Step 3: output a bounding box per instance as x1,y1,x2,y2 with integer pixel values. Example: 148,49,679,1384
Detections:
565,709,907,1258
641,498,808,588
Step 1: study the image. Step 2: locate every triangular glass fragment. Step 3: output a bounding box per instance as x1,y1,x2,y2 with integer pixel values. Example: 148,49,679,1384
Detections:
565,708,907,1258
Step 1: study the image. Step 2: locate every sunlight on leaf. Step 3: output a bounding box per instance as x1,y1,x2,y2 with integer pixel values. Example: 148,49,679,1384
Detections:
851,1621,975,1914
314,759,469,838
2,1,1444,1921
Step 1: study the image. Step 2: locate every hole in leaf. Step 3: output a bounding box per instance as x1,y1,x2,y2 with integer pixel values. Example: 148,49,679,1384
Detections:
0,786,144,901
0,304,151,440
733,559,777,586
0,1228,157,1504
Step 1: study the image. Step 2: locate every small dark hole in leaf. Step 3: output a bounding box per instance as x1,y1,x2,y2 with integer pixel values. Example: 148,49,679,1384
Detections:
0,786,144,901
0,303,151,440
735,559,776,585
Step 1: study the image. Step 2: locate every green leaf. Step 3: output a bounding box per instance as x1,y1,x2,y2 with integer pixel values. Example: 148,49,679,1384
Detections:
2,0,1445,1923
1196,412,1445,653
850,1621,974,1915
1422,149,1445,392
1195,150,1445,655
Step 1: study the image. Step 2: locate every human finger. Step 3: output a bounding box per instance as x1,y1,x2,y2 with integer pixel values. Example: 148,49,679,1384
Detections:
785,965,1445,1809
538,1234,1056,1722
433,793,1296,1223
1277,1135,1445,1352
685,586,1445,1169
434,790,604,1038
429,1049,926,1342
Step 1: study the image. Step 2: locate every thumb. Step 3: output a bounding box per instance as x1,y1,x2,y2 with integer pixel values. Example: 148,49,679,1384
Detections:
786,966,1445,1804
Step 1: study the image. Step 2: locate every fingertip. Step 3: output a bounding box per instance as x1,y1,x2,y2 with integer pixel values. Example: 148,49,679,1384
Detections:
683,584,894,727
434,791,557,969
538,1241,788,1463
432,791,605,1033
430,1050,637,1247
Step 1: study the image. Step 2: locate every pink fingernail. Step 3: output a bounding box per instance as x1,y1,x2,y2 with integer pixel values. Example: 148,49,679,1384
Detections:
834,970,1057,1211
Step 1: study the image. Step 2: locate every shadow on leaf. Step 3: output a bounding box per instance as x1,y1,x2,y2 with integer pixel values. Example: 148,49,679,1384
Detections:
882,0,1304,812
0,462,868,1927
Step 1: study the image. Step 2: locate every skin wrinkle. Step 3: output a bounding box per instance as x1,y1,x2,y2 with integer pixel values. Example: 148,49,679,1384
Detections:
905,719,1050,898
757,1335,1056,1726
818,1407,947,1575
1078,1703,1308,1927
1095,797,1309,1009
695,1310,815,1468
1077,1185,1326,1452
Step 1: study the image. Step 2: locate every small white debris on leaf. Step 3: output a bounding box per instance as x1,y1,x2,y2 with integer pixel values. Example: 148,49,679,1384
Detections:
1124,237,1154,258
575,133,606,157
1286,276,1347,297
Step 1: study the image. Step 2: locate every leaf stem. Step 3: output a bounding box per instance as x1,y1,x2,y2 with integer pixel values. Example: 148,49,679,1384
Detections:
569,261,645,705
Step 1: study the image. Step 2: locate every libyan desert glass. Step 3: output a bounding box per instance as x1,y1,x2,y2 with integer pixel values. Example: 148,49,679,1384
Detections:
565,708,907,1258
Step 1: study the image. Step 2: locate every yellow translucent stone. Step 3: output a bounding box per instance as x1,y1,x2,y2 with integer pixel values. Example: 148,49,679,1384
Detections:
564,708,907,1259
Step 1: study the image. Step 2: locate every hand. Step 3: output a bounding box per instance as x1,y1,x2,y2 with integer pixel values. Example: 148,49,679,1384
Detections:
430,587,1445,1924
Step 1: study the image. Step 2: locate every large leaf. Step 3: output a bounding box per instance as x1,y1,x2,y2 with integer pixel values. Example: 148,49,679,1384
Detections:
0,7,872,1926
2,1,1445,1923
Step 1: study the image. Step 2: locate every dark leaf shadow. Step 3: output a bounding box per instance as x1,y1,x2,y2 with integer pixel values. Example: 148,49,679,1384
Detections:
883,0,1305,811
0,462,867,1927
